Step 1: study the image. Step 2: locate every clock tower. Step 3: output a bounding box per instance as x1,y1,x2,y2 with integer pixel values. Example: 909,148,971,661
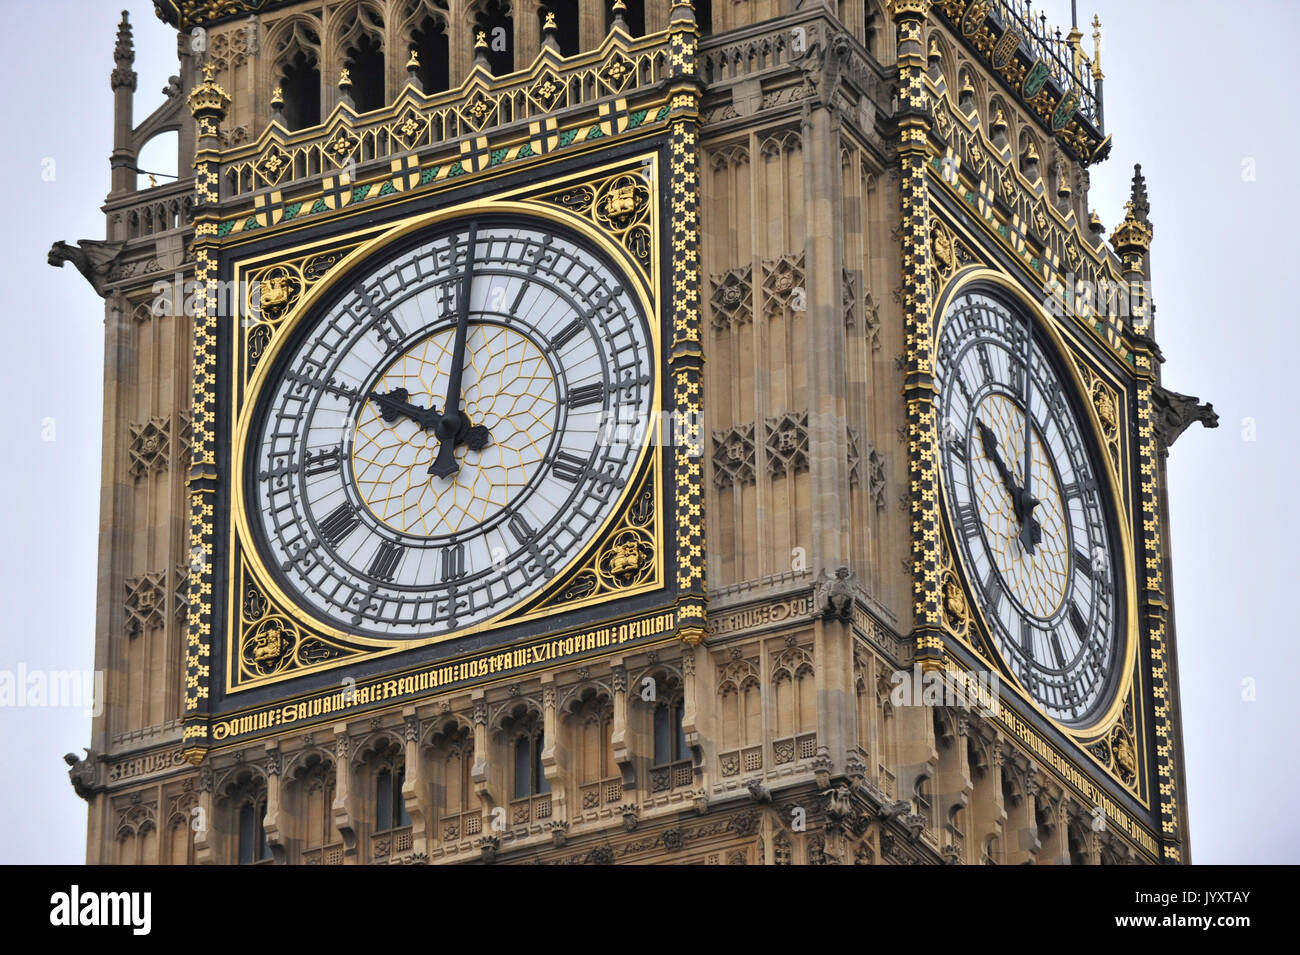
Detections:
55,0,1214,865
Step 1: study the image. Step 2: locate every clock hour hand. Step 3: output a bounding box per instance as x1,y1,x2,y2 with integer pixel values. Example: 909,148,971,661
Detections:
369,389,493,466
977,418,1022,505
369,388,441,430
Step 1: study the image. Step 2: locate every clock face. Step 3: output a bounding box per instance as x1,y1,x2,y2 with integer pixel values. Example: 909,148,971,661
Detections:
246,219,655,641
935,290,1121,726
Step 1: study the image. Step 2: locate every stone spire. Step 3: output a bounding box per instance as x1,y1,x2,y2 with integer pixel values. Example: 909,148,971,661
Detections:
110,10,138,193
1129,163,1151,225
111,9,136,92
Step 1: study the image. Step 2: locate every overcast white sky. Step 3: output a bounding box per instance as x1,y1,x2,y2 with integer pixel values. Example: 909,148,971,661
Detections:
0,1,1294,864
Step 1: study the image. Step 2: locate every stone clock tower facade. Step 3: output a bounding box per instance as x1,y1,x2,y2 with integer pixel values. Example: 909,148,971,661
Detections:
54,0,1215,865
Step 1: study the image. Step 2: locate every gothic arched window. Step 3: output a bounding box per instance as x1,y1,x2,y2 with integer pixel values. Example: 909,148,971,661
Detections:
429,723,479,842
542,1,580,56
410,15,451,93
375,765,411,831
653,696,687,766
696,0,713,36
513,729,549,799
280,48,321,130
474,0,514,76
343,33,386,112
607,0,645,36
237,797,270,865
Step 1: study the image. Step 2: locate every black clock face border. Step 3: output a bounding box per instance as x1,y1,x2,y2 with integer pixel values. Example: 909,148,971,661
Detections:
934,285,1128,728
238,212,658,644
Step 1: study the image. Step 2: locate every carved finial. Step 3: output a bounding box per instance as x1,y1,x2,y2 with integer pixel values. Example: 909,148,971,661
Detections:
339,67,352,87
270,86,283,108
405,48,424,91
928,34,942,65
1091,14,1104,80
188,59,230,124
669,0,697,27
114,10,134,64
958,74,975,110
1020,140,1041,179
476,30,489,50
1088,209,1105,236
540,9,560,54
1111,197,1153,257
612,0,629,30
1129,162,1150,224
111,10,137,92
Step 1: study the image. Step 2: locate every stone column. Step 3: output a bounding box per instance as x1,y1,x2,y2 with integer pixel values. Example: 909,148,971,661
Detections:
579,0,606,52
610,661,634,785
193,766,215,864
515,0,542,67
470,694,491,807
331,725,358,857
262,744,285,862
540,680,565,818
401,708,429,859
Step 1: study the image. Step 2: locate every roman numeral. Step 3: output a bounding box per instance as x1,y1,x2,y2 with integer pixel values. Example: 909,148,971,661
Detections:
510,512,538,541
1009,354,1025,396
552,451,590,483
441,542,466,581
1049,630,1068,669
1063,477,1098,499
508,513,555,578
566,382,605,409
976,344,996,385
319,503,360,547
1019,619,1034,659
1074,547,1100,578
355,285,405,352
285,366,357,401
957,503,981,538
551,318,585,350
1068,600,1088,640
982,567,1003,616
304,447,342,477
508,282,528,317
368,541,404,582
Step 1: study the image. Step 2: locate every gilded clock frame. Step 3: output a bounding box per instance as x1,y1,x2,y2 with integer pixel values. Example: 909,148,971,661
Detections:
932,267,1141,742
224,179,669,693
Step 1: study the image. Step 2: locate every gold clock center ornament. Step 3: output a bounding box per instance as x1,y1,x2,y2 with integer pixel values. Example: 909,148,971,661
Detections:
352,325,558,537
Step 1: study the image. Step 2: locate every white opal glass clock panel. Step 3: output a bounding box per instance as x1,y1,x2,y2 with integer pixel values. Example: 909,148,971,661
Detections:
248,221,654,640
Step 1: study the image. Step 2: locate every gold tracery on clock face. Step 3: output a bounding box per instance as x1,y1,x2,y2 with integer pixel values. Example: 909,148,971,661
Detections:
352,324,558,537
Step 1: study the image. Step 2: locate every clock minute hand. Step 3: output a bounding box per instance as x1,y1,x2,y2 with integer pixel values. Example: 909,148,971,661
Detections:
1018,318,1040,553
429,221,480,479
